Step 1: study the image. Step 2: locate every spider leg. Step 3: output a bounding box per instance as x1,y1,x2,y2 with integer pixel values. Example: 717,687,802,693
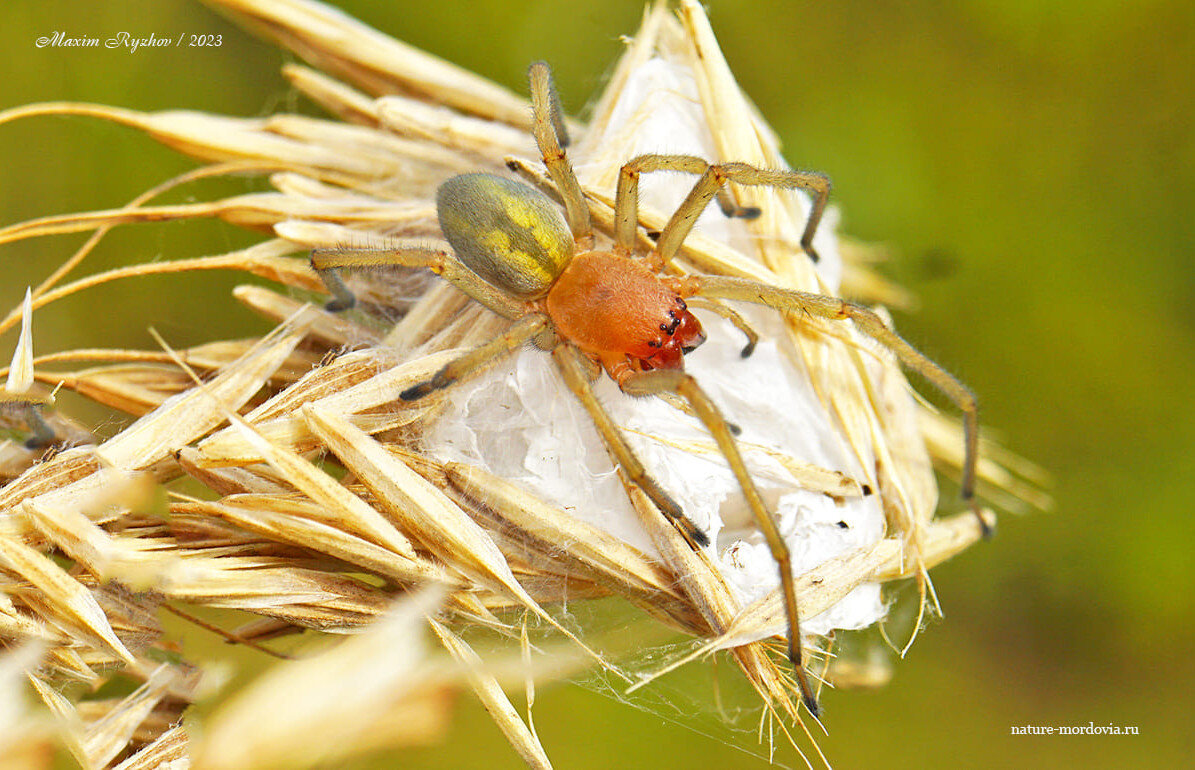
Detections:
613,154,761,256
0,394,56,449
551,344,709,549
683,296,759,358
527,62,592,247
688,274,987,537
23,402,56,449
398,313,551,401
618,368,821,718
652,162,829,267
311,242,523,319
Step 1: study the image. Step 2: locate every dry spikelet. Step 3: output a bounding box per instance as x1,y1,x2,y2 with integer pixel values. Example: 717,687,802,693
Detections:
188,587,451,770
0,0,1050,767
0,643,56,770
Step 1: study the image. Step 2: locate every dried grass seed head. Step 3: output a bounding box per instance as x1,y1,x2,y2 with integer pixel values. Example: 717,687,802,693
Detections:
0,0,1050,765
306,3,989,718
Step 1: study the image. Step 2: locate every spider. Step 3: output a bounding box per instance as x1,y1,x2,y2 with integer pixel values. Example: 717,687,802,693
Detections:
311,61,980,717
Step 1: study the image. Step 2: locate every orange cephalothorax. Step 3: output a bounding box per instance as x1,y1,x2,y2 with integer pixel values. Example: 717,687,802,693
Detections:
544,251,705,370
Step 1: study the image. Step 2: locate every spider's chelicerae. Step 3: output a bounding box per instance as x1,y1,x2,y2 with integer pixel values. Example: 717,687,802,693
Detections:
312,61,981,717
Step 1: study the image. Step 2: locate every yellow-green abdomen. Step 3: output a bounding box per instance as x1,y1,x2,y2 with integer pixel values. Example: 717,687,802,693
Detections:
436,173,574,299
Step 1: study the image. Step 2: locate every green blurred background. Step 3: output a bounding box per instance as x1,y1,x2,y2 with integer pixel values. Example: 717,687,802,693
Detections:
3,0,1192,767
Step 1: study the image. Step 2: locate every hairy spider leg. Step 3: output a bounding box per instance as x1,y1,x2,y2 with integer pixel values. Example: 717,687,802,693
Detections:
311,241,523,319
618,367,822,718
528,61,592,247
687,274,986,537
638,160,830,267
613,154,762,256
551,344,709,549
683,297,759,358
398,313,551,400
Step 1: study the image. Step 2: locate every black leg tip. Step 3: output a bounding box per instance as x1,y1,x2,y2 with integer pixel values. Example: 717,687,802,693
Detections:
802,693,822,719
689,527,710,548
24,436,53,450
324,298,355,313
804,245,821,264
736,206,762,220
966,496,994,539
739,341,756,358
727,421,742,437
